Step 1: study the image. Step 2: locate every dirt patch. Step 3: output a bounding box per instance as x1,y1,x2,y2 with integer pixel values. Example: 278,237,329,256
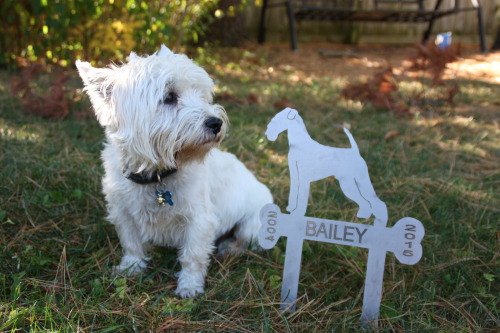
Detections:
247,42,500,84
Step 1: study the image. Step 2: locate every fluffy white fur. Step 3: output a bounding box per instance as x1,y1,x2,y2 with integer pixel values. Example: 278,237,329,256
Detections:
76,45,272,298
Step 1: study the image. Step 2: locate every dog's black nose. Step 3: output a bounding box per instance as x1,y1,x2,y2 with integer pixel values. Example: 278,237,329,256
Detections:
205,117,223,135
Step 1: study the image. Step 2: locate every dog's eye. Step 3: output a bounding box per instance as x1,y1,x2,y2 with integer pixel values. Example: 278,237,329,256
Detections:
163,92,177,105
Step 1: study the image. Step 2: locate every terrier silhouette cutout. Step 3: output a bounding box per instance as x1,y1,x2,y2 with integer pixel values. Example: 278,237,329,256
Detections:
260,108,424,328
265,108,387,225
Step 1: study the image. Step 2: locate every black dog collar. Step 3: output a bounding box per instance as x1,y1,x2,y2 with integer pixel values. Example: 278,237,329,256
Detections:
125,168,177,185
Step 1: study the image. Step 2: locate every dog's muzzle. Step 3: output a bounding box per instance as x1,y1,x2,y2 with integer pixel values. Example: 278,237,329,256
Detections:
205,117,223,135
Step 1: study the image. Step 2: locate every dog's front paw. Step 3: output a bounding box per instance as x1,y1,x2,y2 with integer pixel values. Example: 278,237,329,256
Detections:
175,270,205,298
174,284,204,299
113,254,148,276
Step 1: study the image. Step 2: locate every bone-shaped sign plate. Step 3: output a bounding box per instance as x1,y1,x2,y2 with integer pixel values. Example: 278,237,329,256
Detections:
259,204,424,265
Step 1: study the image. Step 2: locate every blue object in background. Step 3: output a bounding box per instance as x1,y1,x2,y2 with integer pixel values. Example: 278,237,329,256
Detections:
435,32,452,50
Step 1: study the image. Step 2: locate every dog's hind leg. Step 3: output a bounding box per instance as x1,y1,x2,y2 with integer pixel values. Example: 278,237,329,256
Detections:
352,174,388,226
214,224,246,259
372,199,388,227
338,178,373,219
236,217,259,249
216,205,268,259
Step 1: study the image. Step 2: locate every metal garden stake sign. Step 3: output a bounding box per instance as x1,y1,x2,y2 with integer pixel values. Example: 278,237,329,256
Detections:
259,108,425,327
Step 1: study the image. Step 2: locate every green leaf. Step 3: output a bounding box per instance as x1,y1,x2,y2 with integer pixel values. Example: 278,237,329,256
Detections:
113,278,127,299
483,273,495,282
269,274,281,289
162,297,195,314
71,189,83,199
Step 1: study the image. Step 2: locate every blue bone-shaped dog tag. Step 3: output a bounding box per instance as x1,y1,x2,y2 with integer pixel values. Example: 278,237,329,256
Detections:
155,190,173,206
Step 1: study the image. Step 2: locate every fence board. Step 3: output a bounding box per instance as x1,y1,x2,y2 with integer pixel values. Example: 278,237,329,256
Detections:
247,0,497,44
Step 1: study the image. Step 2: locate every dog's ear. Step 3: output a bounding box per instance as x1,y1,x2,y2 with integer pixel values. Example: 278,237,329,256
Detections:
128,51,140,61
158,45,173,57
286,108,298,120
75,60,117,127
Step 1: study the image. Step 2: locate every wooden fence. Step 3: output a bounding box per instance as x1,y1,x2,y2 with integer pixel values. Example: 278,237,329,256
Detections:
244,0,497,45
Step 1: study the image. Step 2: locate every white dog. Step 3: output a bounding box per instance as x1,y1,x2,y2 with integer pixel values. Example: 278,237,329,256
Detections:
76,45,272,298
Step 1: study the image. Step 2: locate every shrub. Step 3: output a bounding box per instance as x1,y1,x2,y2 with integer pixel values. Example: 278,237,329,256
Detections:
0,0,220,66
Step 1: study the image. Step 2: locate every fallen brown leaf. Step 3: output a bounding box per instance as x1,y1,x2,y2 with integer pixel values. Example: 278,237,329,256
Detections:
384,130,400,141
273,98,296,110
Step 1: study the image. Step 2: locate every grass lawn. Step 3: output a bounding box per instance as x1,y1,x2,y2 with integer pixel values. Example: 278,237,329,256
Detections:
1,44,498,331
